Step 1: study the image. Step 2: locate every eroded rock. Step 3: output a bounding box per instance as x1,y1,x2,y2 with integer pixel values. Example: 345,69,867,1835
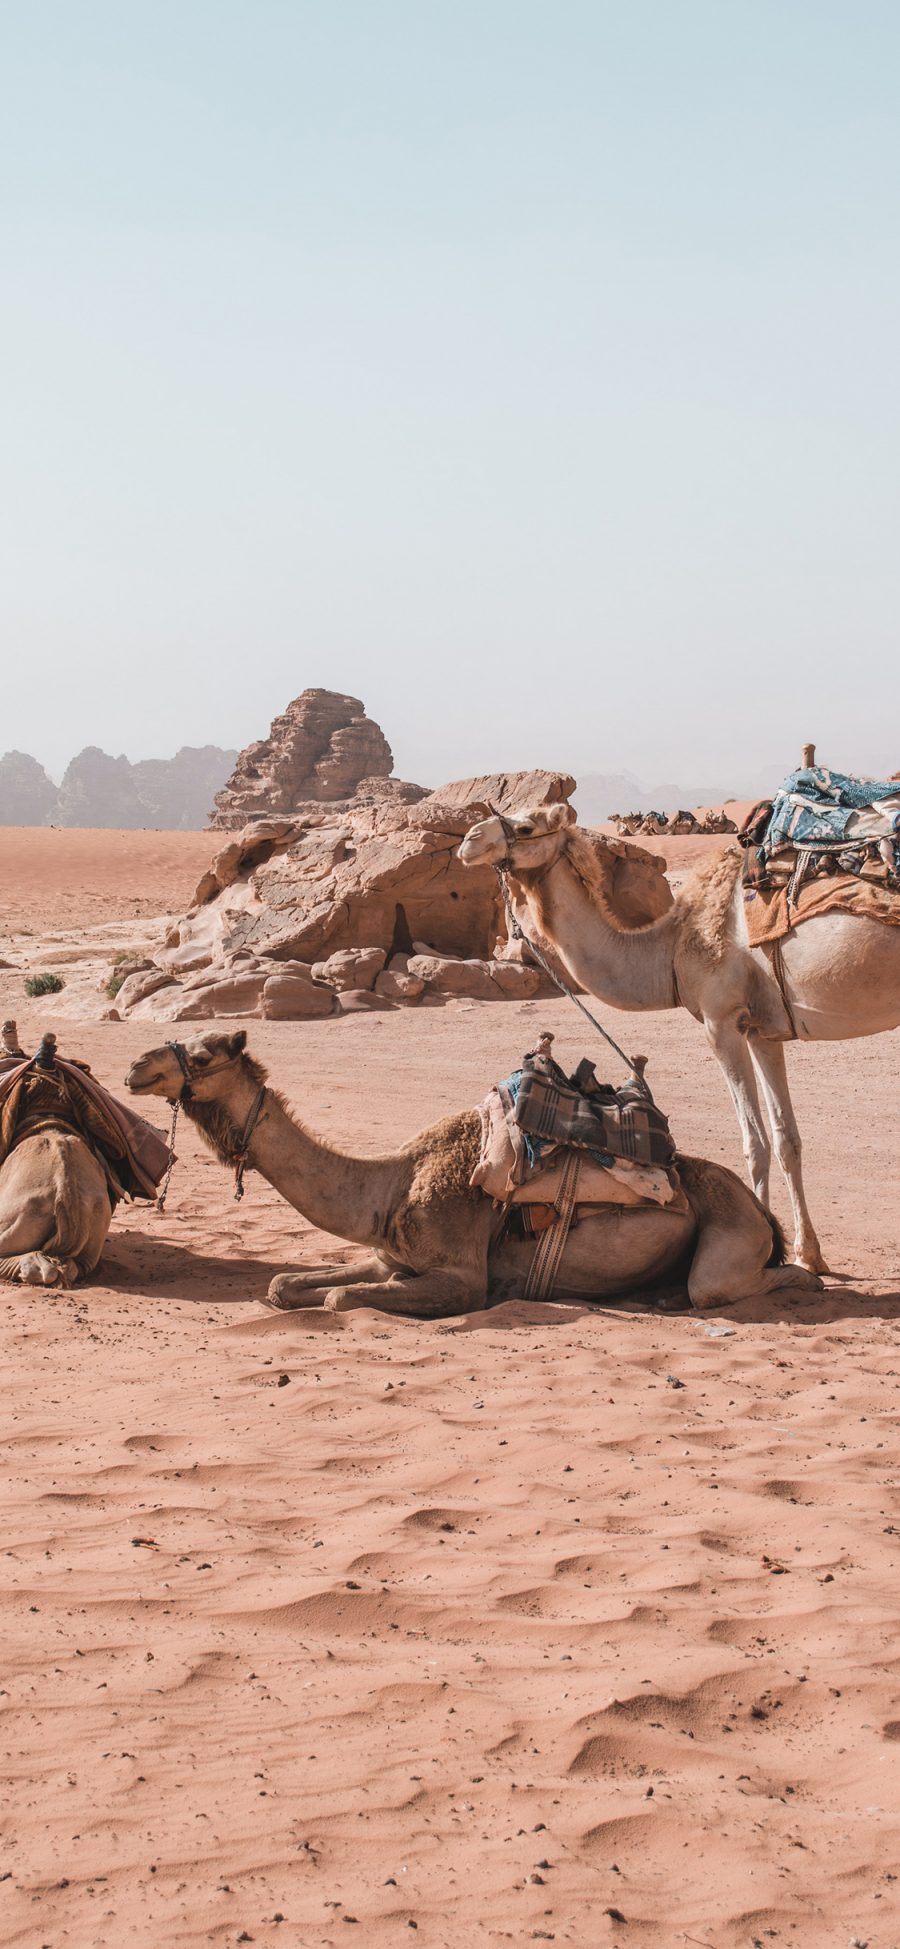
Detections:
210,690,412,828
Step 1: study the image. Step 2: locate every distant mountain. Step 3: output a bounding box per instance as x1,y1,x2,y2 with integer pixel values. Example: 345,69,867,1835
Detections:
0,744,237,829
574,770,740,823
0,750,58,825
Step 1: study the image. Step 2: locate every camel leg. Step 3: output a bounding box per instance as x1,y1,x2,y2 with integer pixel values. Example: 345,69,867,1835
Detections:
706,1019,772,1207
265,1256,391,1310
686,1173,823,1310
323,1268,484,1319
749,1036,828,1273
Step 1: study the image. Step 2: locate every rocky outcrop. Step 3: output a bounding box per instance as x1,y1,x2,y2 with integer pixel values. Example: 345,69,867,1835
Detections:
0,751,58,825
112,772,671,1022
210,690,410,829
421,770,576,812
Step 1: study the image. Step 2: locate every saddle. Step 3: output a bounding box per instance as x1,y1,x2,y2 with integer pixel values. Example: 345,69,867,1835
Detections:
740,763,900,902
472,1037,681,1300
0,1028,170,1202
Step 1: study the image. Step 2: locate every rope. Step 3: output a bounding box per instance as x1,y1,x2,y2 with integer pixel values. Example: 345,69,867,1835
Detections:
495,867,653,1097
156,1099,180,1212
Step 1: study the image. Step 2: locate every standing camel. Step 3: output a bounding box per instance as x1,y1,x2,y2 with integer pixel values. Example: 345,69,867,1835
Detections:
459,804,900,1272
125,1031,820,1314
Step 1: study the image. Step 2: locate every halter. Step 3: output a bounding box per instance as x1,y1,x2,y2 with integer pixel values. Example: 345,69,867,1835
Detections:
484,805,654,1096
156,1041,268,1208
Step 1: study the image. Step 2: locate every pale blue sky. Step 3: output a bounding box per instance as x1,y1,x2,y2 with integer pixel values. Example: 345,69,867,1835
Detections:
2,1,899,788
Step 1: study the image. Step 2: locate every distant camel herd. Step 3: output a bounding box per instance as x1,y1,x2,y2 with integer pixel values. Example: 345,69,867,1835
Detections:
609,808,737,836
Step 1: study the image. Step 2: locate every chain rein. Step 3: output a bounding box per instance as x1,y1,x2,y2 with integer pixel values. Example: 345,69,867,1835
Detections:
155,1043,266,1211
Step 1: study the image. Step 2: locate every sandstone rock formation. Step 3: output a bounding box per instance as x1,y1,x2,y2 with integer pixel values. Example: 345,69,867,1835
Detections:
210,690,410,828
112,770,672,1023
423,770,576,812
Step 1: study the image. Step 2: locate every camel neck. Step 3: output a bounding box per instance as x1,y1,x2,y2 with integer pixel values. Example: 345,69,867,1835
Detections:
512,850,679,1013
188,1065,398,1247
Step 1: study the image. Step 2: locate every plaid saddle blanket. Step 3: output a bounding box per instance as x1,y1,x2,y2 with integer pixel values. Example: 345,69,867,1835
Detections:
512,1054,674,1167
471,1047,676,1205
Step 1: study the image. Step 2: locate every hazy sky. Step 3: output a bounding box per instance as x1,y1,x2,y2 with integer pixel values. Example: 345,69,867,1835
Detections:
2,1,899,788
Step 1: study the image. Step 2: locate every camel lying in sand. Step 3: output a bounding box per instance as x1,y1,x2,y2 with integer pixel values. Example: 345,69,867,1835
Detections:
0,1031,111,1287
459,802,900,1272
126,1031,821,1315
0,1135,110,1287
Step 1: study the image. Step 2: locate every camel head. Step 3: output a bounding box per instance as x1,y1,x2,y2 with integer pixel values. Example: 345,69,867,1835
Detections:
458,801,577,873
125,1030,249,1102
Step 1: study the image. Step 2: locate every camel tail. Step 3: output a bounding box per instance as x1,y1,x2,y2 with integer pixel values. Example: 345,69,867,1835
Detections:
766,1211,787,1267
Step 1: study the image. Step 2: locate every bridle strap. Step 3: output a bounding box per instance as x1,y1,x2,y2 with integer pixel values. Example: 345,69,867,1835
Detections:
232,1085,267,1201
166,1040,194,1102
161,1043,268,1204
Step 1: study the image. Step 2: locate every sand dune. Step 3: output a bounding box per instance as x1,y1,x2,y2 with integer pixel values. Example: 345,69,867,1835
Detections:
1,843,899,1945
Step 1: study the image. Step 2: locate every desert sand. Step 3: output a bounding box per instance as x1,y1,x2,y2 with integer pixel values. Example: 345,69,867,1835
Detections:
2,831,900,1948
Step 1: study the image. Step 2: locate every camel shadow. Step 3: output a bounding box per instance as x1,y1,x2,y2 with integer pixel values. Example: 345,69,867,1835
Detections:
702,1282,900,1327
446,1282,900,1332
97,1231,279,1305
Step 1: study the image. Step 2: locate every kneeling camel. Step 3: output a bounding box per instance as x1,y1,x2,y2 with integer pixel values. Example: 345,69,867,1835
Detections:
126,1032,821,1316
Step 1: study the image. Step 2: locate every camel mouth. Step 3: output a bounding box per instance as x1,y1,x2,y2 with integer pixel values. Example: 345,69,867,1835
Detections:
458,835,499,866
125,1068,163,1095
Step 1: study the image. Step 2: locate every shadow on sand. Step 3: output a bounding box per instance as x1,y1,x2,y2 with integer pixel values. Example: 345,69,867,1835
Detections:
91,1232,900,1329
97,1232,280,1306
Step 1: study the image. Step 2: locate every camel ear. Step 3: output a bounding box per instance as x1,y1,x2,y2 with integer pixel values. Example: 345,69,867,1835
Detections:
226,1030,247,1057
544,802,577,831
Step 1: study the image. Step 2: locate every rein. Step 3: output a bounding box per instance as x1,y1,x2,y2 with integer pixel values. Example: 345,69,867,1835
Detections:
487,807,655,1099
156,1042,268,1209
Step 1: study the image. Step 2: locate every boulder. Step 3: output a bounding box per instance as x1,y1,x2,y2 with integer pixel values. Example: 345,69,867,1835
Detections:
171,972,269,1019
310,947,387,992
407,955,499,1000
488,961,543,998
261,974,336,1021
417,769,576,813
374,969,425,1002
113,968,179,1012
336,988,395,1014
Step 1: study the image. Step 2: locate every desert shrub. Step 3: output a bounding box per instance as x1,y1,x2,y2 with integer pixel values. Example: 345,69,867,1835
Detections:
24,972,65,996
106,969,127,999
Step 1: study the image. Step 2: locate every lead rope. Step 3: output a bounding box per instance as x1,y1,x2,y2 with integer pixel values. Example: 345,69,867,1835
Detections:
495,866,654,1098
156,1099,180,1212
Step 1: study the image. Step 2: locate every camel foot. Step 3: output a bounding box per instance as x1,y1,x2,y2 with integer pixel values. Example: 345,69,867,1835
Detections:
18,1253,73,1288
323,1288,376,1313
264,1273,330,1311
776,1266,824,1293
795,1248,832,1276
653,1290,693,1314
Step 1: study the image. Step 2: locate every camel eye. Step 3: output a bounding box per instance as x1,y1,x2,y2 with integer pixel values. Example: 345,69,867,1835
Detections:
517,823,534,838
